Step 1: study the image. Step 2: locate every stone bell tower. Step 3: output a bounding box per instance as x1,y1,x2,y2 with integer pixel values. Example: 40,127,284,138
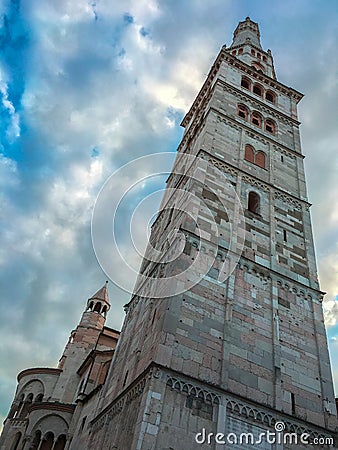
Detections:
86,18,337,449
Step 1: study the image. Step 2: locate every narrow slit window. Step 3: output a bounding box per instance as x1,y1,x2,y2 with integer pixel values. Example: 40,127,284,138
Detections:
283,230,287,242
291,393,296,415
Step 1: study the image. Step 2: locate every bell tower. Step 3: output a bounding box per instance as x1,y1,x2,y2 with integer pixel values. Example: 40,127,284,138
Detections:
54,283,110,403
85,19,337,450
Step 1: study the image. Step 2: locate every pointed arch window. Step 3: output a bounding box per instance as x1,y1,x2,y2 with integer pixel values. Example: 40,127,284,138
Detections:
251,111,262,128
265,118,276,134
241,77,251,90
244,145,255,163
248,192,260,214
255,151,266,168
237,104,248,120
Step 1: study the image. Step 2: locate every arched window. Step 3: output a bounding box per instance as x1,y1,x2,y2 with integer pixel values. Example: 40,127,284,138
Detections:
232,50,236,56
244,145,255,163
237,104,248,120
265,91,275,103
253,84,263,97
265,118,276,134
263,55,267,62
255,151,266,168
102,305,107,317
87,301,94,311
251,62,264,74
248,192,260,214
238,48,243,55
241,77,251,90
31,430,42,450
40,432,54,450
21,393,33,417
251,111,262,128
35,393,43,403
251,49,255,56
54,434,67,450
94,302,102,313
10,432,22,450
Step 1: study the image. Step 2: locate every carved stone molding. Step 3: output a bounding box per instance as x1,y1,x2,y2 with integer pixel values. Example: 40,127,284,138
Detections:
273,144,297,160
91,367,161,433
226,397,334,443
167,376,221,405
274,190,302,210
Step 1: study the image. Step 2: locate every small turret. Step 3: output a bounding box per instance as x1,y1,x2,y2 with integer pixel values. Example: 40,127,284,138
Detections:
231,16,262,48
79,281,110,329
57,282,110,371
228,17,276,79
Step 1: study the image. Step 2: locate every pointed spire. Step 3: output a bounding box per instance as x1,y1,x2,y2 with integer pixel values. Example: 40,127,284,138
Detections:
231,17,262,49
88,281,109,305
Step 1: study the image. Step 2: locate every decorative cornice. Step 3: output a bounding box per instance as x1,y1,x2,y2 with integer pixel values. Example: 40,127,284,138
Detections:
17,368,62,383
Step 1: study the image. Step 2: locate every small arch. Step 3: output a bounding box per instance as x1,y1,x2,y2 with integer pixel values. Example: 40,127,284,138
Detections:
244,145,255,163
248,192,260,214
87,301,94,311
253,83,263,97
10,432,22,450
35,393,43,402
251,62,264,73
31,430,42,450
41,432,54,450
238,48,243,55
54,434,67,450
93,302,102,313
251,111,262,128
265,90,275,103
262,55,267,62
257,52,261,59
237,104,248,120
232,50,236,56
251,49,255,56
102,305,107,317
255,151,266,168
265,118,276,134
241,76,251,90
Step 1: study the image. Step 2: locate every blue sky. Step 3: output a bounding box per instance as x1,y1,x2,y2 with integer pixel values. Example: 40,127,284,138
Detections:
0,0,337,425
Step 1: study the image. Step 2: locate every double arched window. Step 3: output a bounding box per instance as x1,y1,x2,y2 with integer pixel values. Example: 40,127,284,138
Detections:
244,145,266,169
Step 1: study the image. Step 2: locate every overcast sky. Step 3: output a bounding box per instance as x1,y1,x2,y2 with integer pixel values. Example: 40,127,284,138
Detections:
0,0,337,425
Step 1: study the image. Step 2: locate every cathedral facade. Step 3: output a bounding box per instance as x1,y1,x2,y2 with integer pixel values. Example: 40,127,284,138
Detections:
1,18,337,450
